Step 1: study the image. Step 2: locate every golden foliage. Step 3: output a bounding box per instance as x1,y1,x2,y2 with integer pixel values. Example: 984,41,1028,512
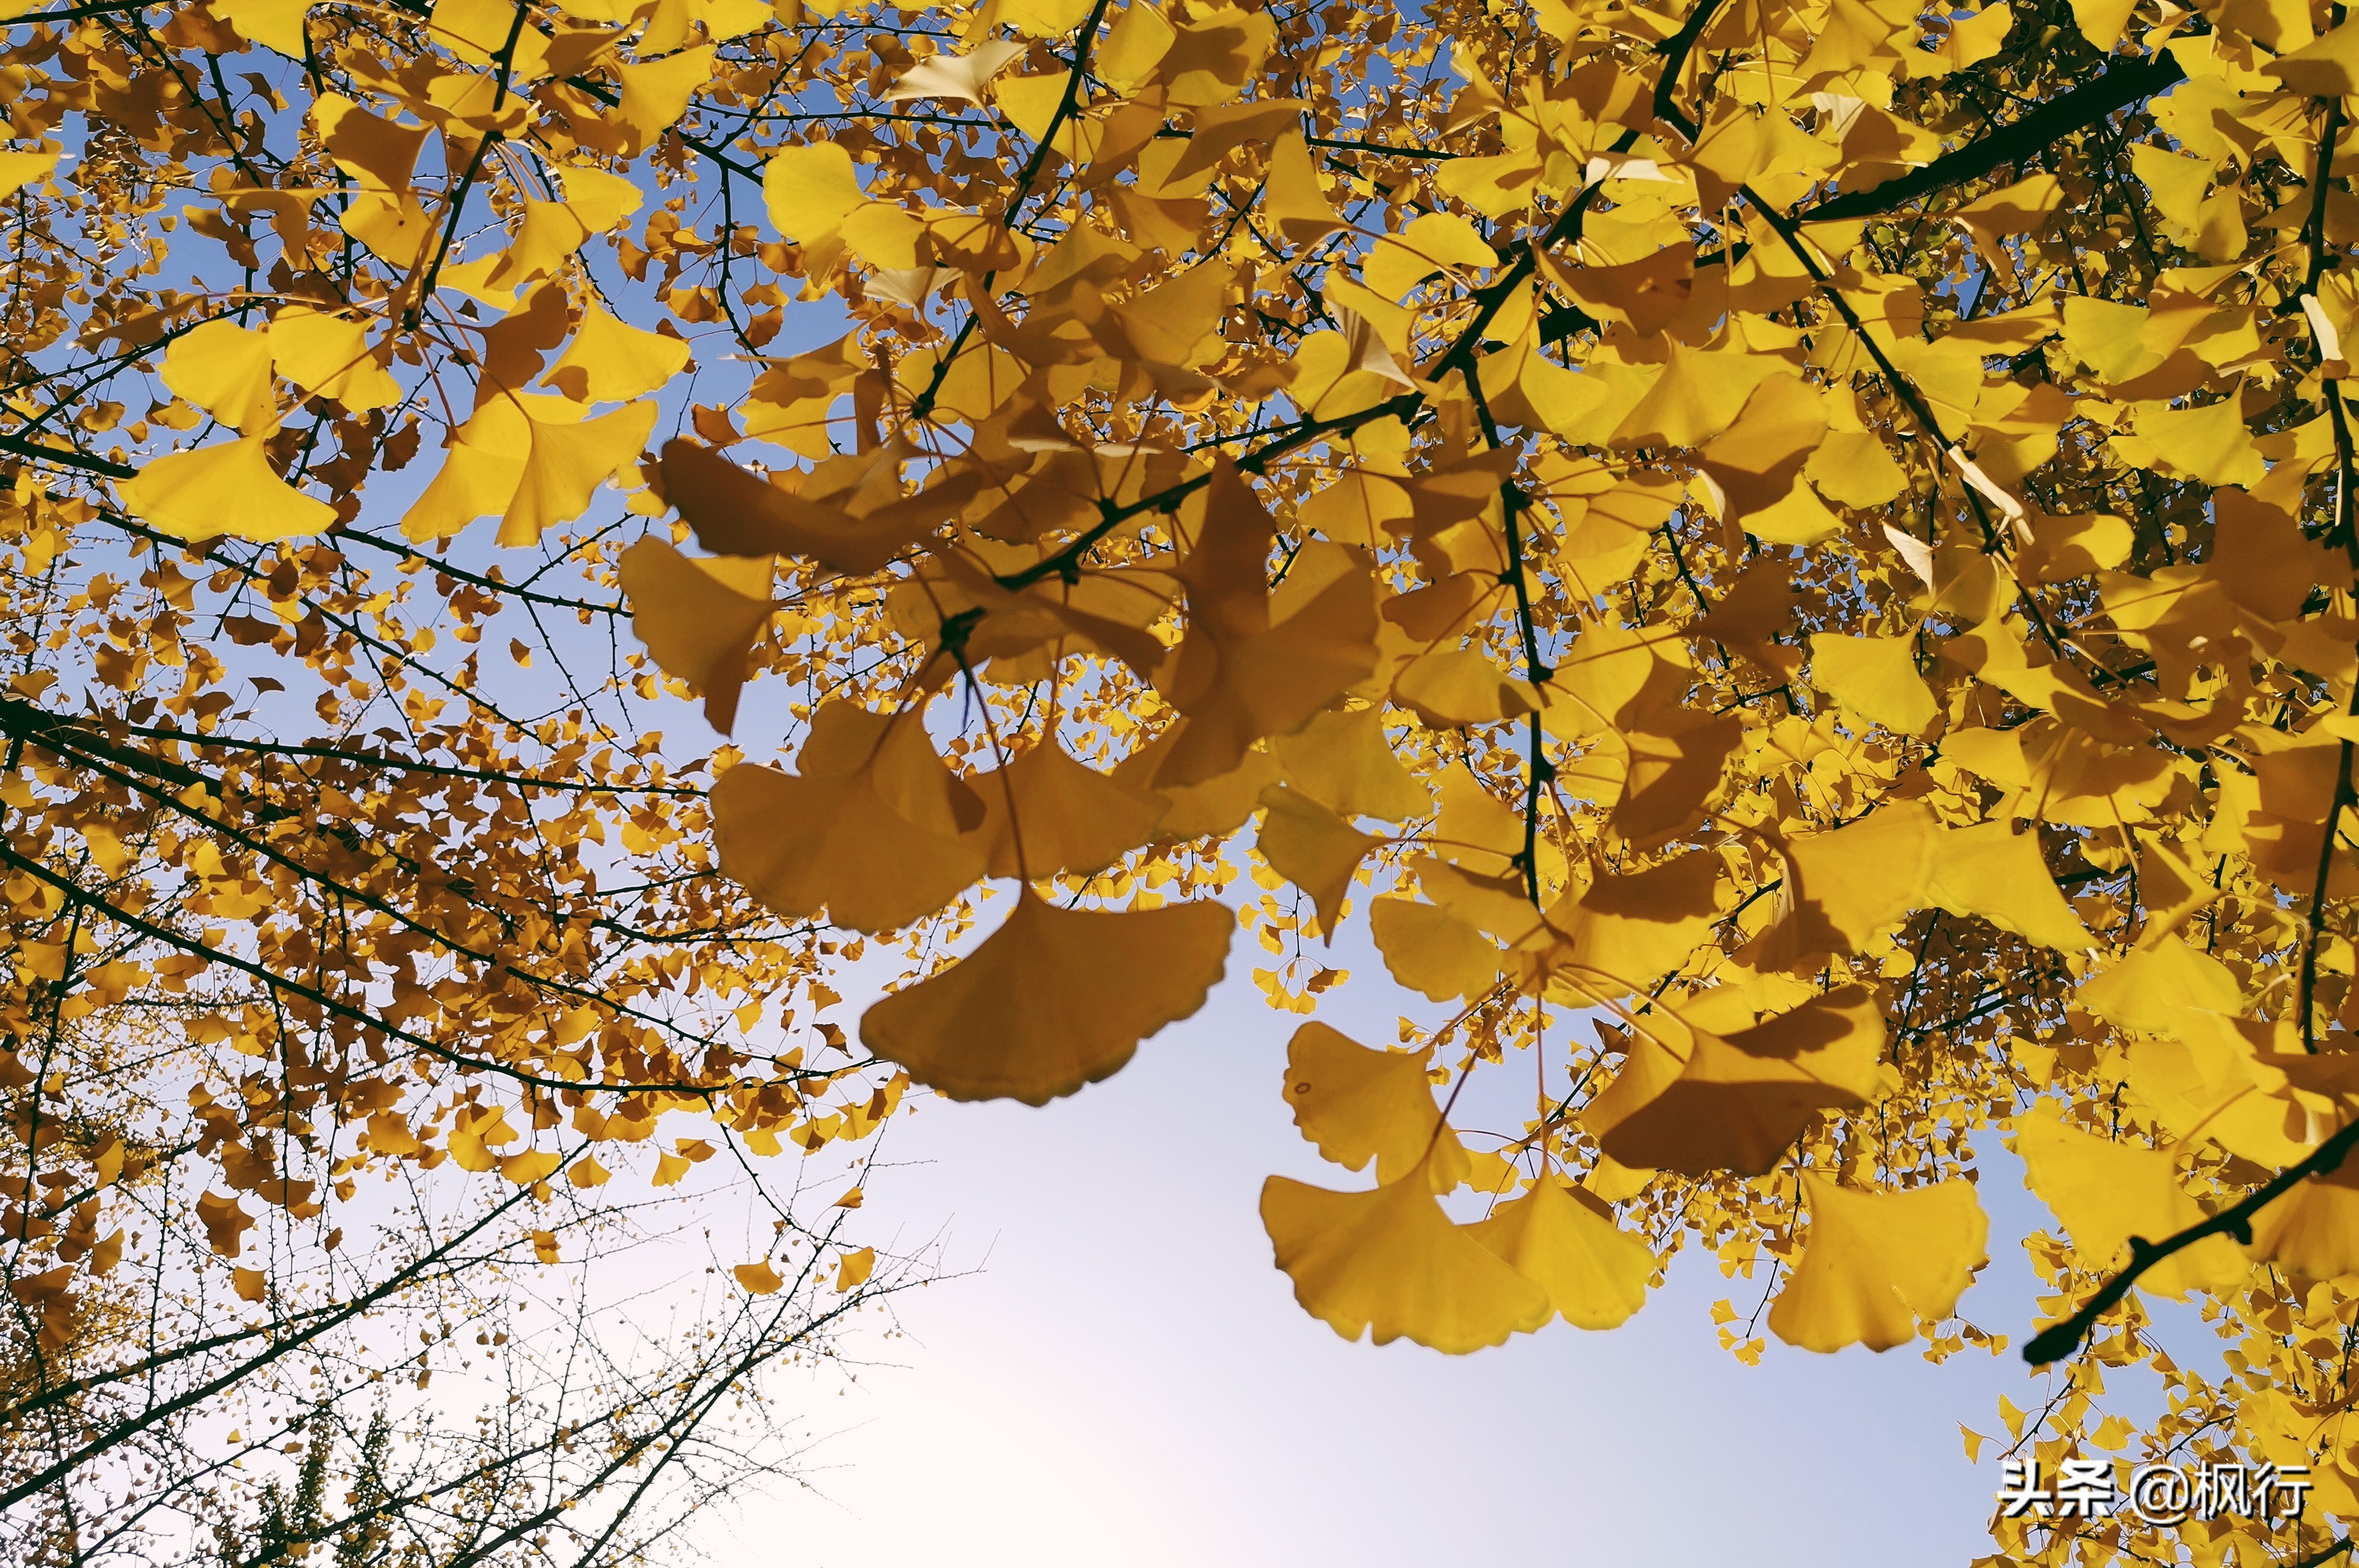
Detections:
16,0,2359,1554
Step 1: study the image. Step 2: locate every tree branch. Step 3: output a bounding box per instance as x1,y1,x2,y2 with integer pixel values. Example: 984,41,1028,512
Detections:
1804,51,2185,223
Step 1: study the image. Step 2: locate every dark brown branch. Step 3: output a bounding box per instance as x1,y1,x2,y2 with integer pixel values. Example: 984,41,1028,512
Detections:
0,430,137,478
1805,51,2186,223
0,841,805,1099
0,1167,555,1511
2024,1114,2359,1365
2289,1538,2355,1568
1652,0,1732,140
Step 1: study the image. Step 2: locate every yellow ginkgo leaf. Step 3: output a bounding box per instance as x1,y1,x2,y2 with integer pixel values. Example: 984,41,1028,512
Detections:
1267,705,1428,821
618,537,775,734
1804,430,1908,509
162,319,279,433
1766,801,1937,962
0,149,59,200
1694,373,1827,519
1392,648,1540,729
499,1148,561,1185
859,890,1233,1104
2077,936,2240,1036
398,400,530,541
1552,850,1721,996
1262,1152,1552,1352
1809,632,1939,736
2014,1102,2248,1299
2122,396,2265,490
615,45,716,152
763,140,867,247
232,1266,267,1302
714,701,987,934
1363,210,1498,299
835,1246,876,1292
1591,987,1886,1177
1159,468,1380,786
1165,98,1308,182
1926,820,2093,953
1263,131,1346,248
1466,1179,1654,1330
1369,896,1501,1002
2265,18,2359,94
216,0,309,54
270,306,401,411
498,396,660,547
1546,612,1689,735
734,1260,785,1293
1612,713,1742,848
968,739,1169,880
120,437,335,543
1612,341,1783,449
479,166,646,294
1281,1021,1457,1183
882,38,1026,103
1256,783,1384,939
1433,766,1529,883
530,1230,561,1265
1552,243,1694,338
2247,1160,2359,1280
661,438,962,575
543,298,693,405
1767,1176,1987,1352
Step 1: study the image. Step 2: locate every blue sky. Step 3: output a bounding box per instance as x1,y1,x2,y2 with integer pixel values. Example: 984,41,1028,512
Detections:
706,925,2090,1567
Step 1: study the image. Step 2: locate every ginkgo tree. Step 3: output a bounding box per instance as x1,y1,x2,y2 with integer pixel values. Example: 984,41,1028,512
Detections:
10,0,2359,1556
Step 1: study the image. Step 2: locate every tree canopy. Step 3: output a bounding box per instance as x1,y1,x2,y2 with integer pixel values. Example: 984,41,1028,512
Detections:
9,0,2359,1558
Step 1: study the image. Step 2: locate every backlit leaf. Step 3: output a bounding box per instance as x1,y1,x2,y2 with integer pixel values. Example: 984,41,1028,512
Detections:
860,892,1232,1104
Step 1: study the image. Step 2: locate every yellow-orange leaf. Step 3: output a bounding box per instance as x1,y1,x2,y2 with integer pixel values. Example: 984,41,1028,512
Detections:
1261,1157,1552,1352
1927,821,2093,953
1466,1179,1654,1330
1591,987,1886,1177
121,437,336,543
1256,784,1384,938
1281,1022,1457,1183
544,298,693,404
969,739,1169,880
1809,633,1939,737
1369,896,1501,1002
713,703,986,934
1767,1176,1987,1352
859,891,1232,1104
2015,1103,2247,1299
619,538,775,734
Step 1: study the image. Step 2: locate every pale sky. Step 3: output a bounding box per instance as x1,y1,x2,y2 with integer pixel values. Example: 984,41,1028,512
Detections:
706,925,2077,1567
333,293,2093,1568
